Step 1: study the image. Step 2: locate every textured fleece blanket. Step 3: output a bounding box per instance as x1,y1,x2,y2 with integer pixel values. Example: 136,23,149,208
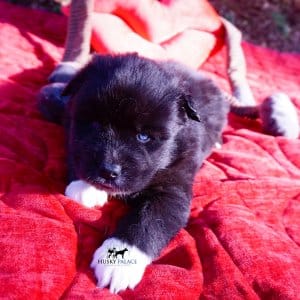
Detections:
1,0,300,299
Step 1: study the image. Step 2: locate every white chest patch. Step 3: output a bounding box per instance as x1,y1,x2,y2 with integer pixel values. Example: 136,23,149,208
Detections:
65,180,108,208
90,237,152,294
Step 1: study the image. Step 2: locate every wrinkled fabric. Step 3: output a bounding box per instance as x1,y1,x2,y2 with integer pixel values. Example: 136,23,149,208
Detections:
0,1,300,299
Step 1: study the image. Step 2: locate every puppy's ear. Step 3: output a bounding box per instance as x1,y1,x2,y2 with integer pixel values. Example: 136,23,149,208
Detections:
61,54,104,96
61,65,90,97
182,95,201,122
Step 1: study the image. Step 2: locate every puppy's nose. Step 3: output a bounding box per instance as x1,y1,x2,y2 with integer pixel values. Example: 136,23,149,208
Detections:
99,163,121,180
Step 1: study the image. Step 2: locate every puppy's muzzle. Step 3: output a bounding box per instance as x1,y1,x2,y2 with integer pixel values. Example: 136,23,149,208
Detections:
99,162,122,181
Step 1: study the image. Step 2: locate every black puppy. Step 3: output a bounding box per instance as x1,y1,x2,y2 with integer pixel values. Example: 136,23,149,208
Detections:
54,53,228,293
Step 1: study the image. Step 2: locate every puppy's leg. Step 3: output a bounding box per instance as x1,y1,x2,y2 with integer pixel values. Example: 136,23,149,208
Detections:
65,180,108,208
49,0,94,83
222,17,255,106
91,177,192,293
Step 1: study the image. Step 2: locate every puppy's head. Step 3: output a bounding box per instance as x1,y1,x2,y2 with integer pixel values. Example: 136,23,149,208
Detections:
63,54,202,195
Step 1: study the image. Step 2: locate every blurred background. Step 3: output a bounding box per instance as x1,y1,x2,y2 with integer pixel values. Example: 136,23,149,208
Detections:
7,0,300,53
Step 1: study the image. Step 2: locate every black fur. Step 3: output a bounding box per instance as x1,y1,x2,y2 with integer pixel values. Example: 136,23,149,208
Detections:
63,53,229,258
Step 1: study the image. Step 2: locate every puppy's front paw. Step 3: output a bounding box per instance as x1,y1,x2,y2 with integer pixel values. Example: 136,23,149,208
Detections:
90,238,151,293
65,180,108,208
48,61,81,83
37,83,68,124
260,93,300,139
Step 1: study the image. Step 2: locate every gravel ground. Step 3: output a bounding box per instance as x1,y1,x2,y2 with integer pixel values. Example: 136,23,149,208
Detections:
210,0,300,53
6,0,300,53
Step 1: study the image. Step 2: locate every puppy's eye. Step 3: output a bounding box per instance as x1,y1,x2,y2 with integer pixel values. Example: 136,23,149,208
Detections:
136,133,151,143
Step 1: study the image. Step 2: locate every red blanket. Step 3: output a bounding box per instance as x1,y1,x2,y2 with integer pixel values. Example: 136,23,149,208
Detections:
1,1,300,299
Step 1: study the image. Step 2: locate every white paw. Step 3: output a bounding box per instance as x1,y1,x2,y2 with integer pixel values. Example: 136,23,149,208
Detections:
65,180,108,208
90,238,151,293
